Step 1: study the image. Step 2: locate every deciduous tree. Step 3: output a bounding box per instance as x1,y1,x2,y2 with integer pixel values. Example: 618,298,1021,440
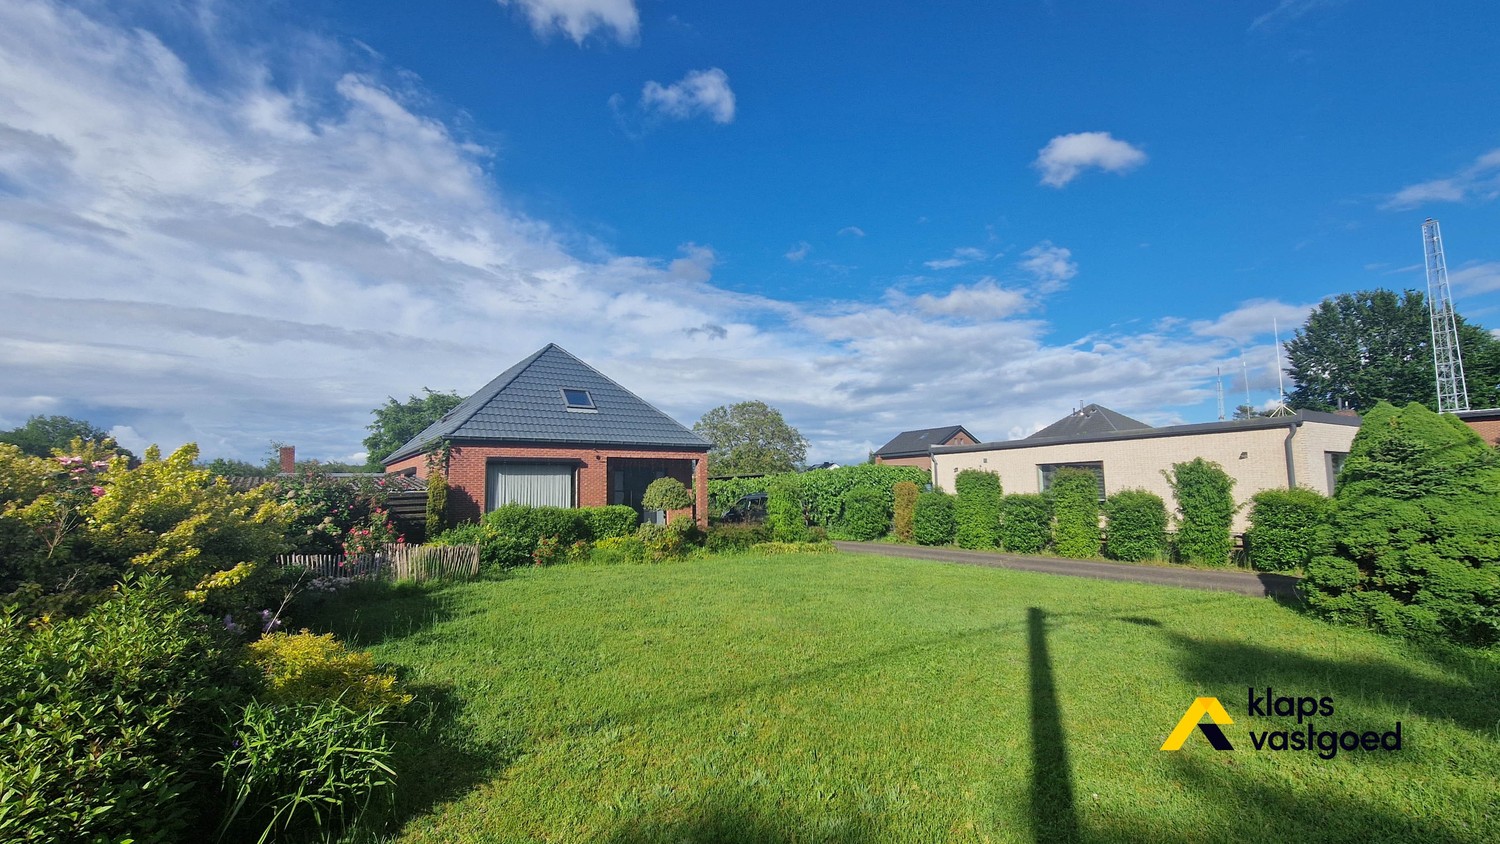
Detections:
363,389,463,469
693,401,808,476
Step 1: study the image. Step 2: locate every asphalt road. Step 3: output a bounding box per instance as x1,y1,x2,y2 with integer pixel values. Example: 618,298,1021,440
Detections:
831,541,1303,600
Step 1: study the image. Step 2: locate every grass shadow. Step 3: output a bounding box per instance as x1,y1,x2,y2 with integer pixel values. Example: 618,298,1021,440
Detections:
602,793,887,844
1028,607,1080,844
292,579,460,647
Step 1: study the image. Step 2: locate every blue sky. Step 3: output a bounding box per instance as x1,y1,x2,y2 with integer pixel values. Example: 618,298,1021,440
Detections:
3,0,1499,465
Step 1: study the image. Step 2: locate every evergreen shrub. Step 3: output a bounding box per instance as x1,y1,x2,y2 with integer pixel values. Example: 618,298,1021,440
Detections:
839,486,890,541
892,481,918,543
1165,458,1237,565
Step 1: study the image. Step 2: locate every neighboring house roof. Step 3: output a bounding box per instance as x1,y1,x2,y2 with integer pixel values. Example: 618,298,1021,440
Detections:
382,343,710,465
875,425,978,458
1027,404,1152,440
933,410,1361,455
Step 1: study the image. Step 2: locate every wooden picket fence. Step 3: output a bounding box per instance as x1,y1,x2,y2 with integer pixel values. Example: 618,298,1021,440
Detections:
277,543,480,583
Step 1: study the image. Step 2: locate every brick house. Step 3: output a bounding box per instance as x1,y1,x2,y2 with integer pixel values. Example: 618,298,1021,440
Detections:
1456,407,1500,448
930,406,1361,533
873,425,978,468
382,344,710,528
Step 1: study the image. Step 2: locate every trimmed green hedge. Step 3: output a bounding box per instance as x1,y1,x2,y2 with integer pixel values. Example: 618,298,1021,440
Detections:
708,464,929,530
999,494,1051,554
582,505,641,541
1166,458,1237,565
892,481,918,543
913,491,956,546
953,470,1002,549
839,487,890,541
1050,468,1101,559
766,474,809,542
1246,488,1330,572
1103,490,1168,562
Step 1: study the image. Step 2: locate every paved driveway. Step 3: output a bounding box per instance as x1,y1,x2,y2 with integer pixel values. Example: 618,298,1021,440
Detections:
831,541,1302,600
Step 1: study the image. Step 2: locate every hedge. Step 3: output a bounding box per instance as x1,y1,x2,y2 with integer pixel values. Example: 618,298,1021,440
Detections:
1050,467,1101,559
892,481,918,543
953,469,1002,549
913,491,956,546
839,486,890,541
1245,488,1330,572
999,494,1051,554
765,474,809,542
708,464,928,528
1103,489,1168,562
1165,458,1237,565
581,505,641,541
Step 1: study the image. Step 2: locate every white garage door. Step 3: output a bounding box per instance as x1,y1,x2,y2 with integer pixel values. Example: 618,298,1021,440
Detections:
487,463,575,510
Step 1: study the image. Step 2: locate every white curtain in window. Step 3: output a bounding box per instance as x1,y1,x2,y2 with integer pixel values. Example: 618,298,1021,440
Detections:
488,463,574,509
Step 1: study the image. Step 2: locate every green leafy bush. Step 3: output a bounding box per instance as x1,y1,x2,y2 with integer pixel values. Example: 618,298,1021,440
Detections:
766,474,809,542
590,535,649,565
1246,488,1331,572
1050,468,1102,559
480,505,588,568
892,481,918,543
1103,490,1168,562
838,486,890,541
998,494,1052,554
1165,458,1237,565
0,578,252,844
707,464,929,527
953,470,1002,549
913,491,956,546
705,522,772,554
749,541,837,555
580,505,639,540
641,477,694,514
635,516,703,561
1301,402,1500,646
216,699,395,844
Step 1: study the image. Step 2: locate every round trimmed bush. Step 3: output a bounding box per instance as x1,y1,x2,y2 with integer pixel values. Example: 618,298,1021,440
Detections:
1103,489,1168,562
998,494,1051,554
913,491,956,546
1246,488,1331,572
839,486,890,541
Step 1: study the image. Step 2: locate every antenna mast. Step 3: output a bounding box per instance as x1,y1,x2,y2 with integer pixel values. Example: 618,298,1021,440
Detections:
1268,318,1291,416
1216,366,1226,421
1423,218,1469,412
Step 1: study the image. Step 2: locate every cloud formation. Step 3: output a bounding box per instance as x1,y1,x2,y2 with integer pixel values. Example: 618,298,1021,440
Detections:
1384,149,1500,210
0,1,1298,465
838,226,866,238
1034,131,1148,188
639,68,736,124
497,0,639,44
924,247,987,270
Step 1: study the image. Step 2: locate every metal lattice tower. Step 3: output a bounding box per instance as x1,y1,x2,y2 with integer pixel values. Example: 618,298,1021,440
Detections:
1422,218,1469,412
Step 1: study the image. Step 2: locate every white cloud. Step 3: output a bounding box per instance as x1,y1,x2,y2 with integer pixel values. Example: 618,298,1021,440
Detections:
668,243,716,283
1018,242,1077,291
1383,148,1500,209
497,0,639,44
0,1,1297,466
1034,131,1147,188
639,68,735,124
837,226,865,238
1250,0,1347,31
785,241,811,262
924,246,988,270
1450,261,1500,296
1188,298,1317,341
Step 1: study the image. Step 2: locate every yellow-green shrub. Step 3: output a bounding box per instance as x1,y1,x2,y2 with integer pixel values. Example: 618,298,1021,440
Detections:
247,631,410,712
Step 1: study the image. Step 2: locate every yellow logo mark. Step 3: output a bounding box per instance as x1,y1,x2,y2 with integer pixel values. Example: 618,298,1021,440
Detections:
1161,697,1234,751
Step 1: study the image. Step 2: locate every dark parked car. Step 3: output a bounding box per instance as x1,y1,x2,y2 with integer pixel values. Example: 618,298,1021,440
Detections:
721,492,768,524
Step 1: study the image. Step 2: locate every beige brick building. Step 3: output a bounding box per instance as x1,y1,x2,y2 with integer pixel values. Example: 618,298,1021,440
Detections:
930,408,1361,533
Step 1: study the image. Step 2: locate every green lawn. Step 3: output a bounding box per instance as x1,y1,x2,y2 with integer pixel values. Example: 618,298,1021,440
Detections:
309,553,1500,843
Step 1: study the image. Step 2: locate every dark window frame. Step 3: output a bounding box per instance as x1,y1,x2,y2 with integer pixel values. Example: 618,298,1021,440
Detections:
1038,461,1106,502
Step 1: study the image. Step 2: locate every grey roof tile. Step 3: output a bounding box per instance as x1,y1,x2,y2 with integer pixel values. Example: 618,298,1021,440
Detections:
1027,404,1152,440
875,425,977,457
382,344,709,464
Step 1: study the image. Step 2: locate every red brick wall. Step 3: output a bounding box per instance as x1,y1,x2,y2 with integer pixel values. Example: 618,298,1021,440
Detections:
1463,418,1500,448
388,443,709,527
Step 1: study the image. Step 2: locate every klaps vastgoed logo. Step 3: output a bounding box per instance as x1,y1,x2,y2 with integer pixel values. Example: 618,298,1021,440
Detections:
1161,689,1403,760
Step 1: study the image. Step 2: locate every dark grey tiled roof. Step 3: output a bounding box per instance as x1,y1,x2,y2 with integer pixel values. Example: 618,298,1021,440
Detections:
382,344,709,465
1027,404,1152,440
875,425,976,457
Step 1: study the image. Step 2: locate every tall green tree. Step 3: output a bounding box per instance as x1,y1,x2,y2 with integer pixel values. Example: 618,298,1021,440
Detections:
363,389,463,469
1285,289,1500,413
0,415,132,459
693,401,808,476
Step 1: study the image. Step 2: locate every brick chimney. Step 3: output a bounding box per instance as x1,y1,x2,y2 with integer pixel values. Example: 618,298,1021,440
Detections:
279,446,295,474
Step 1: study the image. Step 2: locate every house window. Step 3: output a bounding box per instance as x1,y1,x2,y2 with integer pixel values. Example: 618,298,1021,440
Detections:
1038,462,1106,501
488,463,575,510
561,388,596,411
1325,451,1349,493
